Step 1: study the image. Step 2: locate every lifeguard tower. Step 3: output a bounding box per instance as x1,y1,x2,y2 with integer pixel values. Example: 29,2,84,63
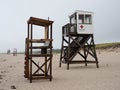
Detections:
24,17,54,83
59,10,99,69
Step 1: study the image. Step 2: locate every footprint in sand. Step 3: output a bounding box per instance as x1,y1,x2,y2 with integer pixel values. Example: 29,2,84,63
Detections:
0,75,3,79
11,85,16,89
2,59,7,62
0,74,6,80
1,71,6,74
0,89,4,90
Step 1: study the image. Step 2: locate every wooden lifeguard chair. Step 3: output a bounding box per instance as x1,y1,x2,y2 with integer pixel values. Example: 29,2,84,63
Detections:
24,17,54,83
59,10,99,69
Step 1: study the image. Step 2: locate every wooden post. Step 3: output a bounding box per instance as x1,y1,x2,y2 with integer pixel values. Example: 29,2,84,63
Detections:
44,26,48,76
59,27,64,67
45,26,49,39
50,24,52,81
91,35,99,68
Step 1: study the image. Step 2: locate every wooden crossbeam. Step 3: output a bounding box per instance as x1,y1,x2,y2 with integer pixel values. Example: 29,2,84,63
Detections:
31,60,45,74
32,57,51,75
60,33,99,69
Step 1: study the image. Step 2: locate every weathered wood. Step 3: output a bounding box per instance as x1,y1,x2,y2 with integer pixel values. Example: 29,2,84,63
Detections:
28,17,53,26
29,39,53,43
29,46,52,49
68,61,98,64
29,54,52,57
24,17,54,83
24,38,29,78
45,26,49,39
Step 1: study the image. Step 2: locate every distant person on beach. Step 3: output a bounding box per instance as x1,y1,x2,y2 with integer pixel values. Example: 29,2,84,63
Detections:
7,49,11,54
13,48,17,56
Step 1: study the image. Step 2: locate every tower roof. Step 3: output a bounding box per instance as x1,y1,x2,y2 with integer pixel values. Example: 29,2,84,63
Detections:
28,17,54,26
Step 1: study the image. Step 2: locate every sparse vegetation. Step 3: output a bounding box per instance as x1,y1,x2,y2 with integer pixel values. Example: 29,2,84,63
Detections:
96,42,120,49
52,49,61,53
1,42,120,54
16,49,61,54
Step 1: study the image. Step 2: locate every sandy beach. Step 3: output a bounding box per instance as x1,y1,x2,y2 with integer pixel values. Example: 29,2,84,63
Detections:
0,49,120,90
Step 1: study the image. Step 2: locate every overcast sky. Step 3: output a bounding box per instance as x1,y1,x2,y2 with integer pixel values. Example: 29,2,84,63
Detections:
0,0,120,52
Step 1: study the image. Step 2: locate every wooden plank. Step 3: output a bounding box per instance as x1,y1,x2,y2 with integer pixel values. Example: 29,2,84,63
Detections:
68,60,98,64
28,17,54,26
29,54,52,57
29,39,53,43
31,75,52,79
29,46,52,49
45,26,49,39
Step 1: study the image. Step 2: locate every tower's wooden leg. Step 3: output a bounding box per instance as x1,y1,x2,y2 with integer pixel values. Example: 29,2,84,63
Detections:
49,57,52,81
67,63,69,70
30,59,32,83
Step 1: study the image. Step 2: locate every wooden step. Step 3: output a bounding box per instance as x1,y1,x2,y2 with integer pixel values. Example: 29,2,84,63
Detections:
29,39,53,43
29,54,52,57
29,46,52,49
68,60,98,64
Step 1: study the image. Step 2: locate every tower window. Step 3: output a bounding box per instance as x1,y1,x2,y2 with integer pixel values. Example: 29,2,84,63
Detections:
79,14,84,24
85,15,92,24
70,13,77,24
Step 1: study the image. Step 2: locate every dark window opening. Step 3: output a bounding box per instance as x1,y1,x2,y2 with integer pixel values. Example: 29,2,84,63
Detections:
85,15,92,24
79,14,84,24
70,13,77,24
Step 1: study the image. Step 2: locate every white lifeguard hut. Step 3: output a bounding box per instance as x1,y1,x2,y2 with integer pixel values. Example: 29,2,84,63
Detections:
60,10,99,69
69,10,94,34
